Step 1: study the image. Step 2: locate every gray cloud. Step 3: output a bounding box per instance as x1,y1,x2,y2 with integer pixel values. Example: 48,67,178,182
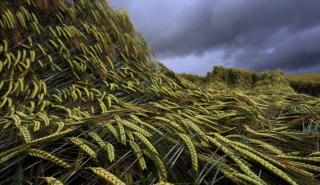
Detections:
239,26,320,71
110,0,320,74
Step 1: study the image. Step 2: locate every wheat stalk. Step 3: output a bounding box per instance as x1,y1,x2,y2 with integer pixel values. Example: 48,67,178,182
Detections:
88,167,125,185
67,137,97,161
28,148,71,169
154,182,174,185
87,131,115,162
177,133,198,172
144,150,167,182
231,145,298,185
18,125,32,144
206,136,265,184
129,140,147,170
121,119,151,137
233,173,263,185
133,132,159,155
104,123,120,140
43,177,64,185
115,117,127,145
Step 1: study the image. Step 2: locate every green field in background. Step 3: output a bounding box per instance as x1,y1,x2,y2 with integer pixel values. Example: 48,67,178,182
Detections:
286,72,320,81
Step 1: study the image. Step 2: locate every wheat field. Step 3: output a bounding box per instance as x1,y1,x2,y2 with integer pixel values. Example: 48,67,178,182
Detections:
0,1,320,184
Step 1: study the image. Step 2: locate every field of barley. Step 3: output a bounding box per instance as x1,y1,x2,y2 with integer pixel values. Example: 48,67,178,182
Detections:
285,73,320,97
0,1,320,185
286,73,320,82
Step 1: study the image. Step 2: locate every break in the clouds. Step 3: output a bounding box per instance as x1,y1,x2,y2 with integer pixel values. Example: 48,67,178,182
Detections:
109,0,320,75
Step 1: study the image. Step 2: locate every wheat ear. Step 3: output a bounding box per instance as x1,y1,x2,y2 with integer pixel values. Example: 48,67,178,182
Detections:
67,137,97,161
154,182,174,185
28,148,71,169
144,150,167,182
129,140,147,170
177,133,198,172
232,145,298,185
206,136,265,184
133,132,159,155
88,167,125,185
87,131,115,162
43,177,64,185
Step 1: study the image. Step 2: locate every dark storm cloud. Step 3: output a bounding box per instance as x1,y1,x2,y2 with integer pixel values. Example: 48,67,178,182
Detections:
109,0,320,74
240,26,320,71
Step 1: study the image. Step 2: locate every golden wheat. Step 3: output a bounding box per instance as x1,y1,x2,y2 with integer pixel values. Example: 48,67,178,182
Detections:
121,119,152,137
177,133,198,172
133,132,159,155
88,167,126,185
104,123,120,141
67,137,97,161
1,0,320,184
206,136,265,184
153,182,174,185
129,140,147,170
28,148,71,169
115,117,127,145
231,145,298,185
43,177,64,185
144,150,167,182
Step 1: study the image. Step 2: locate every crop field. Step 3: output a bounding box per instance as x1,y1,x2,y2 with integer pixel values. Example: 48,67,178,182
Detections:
285,73,320,97
0,1,320,185
286,73,320,82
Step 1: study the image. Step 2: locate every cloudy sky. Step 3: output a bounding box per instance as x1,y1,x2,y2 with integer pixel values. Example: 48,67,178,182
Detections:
109,0,320,75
